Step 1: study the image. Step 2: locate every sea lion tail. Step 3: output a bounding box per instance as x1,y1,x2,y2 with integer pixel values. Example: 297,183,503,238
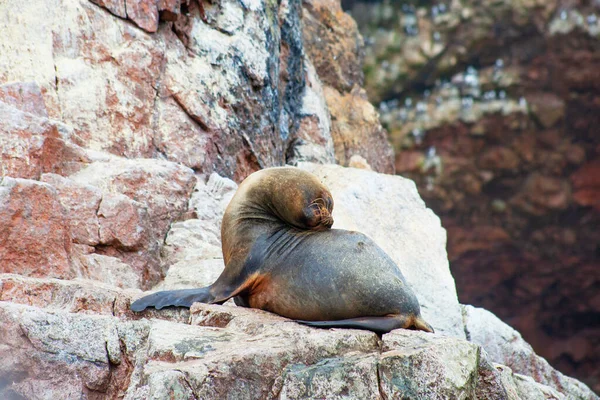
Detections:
130,287,213,312
414,316,435,333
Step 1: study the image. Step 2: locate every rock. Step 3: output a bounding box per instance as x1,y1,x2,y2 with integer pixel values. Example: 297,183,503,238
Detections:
0,0,335,178
348,154,373,170
0,101,59,180
0,0,387,181
187,173,238,239
153,258,224,291
463,305,598,399
161,219,223,267
59,0,164,158
495,364,567,400
0,81,48,117
324,86,395,174
0,178,73,279
148,303,382,399
1,291,594,400
510,173,571,215
527,92,566,129
124,0,160,33
279,354,379,399
478,146,521,171
287,57,336,165
570,159,600,211
97,192,150,250
0,302,120,399
380,330,509,399
90,0,126,19
40,173,102,246
0,297,558,399
0,273,187,321
0,95,90,179
300,0,394,174
68,157,195,231
302,0,365,92
0,272,110,314
66,157,195,287
299,163,464,338
395,150,425,173
302,0,364,92
154,172,237,290
76,253,142,289
447,225,512,262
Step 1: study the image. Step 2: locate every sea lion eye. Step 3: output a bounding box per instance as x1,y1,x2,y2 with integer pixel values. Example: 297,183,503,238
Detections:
301,204,321,228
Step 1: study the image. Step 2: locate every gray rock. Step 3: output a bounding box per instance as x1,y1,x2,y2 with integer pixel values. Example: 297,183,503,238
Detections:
463,305,597,399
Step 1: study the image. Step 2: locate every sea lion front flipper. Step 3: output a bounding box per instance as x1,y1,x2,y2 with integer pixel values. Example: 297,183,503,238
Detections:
296,315,434,334
130,287,214,312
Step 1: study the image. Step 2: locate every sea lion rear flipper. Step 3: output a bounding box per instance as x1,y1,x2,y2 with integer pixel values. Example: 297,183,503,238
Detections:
130,287,214,312
414,316,435,333
296,315,434,334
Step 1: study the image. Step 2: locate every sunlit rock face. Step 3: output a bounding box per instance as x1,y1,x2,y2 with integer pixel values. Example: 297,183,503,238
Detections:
344,0,600,392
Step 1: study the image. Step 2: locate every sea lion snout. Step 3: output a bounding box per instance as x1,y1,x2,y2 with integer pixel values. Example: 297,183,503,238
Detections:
302,196,334,230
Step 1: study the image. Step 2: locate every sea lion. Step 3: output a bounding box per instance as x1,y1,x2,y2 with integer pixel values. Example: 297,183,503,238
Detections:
131,167,434,334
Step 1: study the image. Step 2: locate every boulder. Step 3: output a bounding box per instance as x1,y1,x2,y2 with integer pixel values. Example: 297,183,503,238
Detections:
463,305,596,399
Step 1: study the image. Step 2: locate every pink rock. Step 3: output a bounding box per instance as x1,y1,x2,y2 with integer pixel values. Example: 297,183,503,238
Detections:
90,0,127,18
69,158,196,237
40,173,102,246
0,273,186,321
126,0,160,32
0,178,73,279
0,101,57,180
0,81,48,117
153,96,214,171
39,135,92,177
98,192,149,249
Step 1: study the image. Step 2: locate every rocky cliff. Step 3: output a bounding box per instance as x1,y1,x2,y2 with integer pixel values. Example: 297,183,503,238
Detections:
0,0,597,398
343,0,600,393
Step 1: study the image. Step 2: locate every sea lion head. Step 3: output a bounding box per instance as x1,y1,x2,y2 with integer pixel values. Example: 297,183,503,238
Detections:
238,167,334,231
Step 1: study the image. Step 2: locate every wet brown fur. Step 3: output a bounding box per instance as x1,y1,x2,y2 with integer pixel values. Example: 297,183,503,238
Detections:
131,167,434,334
